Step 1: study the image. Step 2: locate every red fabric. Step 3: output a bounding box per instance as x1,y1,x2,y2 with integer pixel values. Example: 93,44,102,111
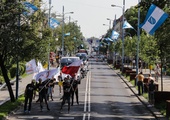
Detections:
61,66,80,77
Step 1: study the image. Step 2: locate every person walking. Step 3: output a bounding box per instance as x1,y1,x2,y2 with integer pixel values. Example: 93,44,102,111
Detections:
47,76,55,101
24,79,36,113
36,78,50,111
71,76,79,106
154,63,160,82
135,72,144,95
58,75,63,95
148,80,156,107
60,77,71,113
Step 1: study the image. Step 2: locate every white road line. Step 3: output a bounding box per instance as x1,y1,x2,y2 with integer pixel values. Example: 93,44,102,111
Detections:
88,71,91,112
83,113,86,120
83,64,91,120
59,117,74,119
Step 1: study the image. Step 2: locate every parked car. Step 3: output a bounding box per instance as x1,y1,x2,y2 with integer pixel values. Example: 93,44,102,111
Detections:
76,53,89,77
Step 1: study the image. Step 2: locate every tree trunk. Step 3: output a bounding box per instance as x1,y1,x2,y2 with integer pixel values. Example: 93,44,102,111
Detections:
0,57,15,102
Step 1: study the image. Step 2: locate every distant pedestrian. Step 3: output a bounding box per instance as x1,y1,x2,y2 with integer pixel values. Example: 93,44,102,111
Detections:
154,63,160,82
148,80,156,106
60,77,71,113
24,79,36,113
135,72,144,95
132,59,135,69
163,64,167,75
58,75,63,95
138,60,142,72
71,75,79,106
36,78,50,111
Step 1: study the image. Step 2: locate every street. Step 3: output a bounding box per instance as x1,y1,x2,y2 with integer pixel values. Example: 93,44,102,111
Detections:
7,58,156,120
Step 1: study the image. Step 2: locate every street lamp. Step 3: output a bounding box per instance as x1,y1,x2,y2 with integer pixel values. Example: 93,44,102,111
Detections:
47,0,52,70
61,6,74,56
107,18,114,29
111,0,125,72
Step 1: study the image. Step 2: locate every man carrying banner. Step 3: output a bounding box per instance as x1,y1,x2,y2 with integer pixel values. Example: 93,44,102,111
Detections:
36,78,50,111
59,76,71,113
71,74,79,106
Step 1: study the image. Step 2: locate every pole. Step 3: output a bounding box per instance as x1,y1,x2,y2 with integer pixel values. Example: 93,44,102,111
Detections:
61,6,65,56
47,0,51,70
16,0,21,99
121,0,125,72
136,0,140,86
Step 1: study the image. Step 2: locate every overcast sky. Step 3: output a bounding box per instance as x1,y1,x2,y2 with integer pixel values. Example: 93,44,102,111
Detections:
42,0,139,38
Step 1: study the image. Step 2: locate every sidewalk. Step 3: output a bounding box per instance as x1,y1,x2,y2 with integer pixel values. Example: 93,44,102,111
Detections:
0,74,33,105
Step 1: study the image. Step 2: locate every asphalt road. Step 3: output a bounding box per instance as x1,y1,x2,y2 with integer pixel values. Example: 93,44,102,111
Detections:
7,59,156,120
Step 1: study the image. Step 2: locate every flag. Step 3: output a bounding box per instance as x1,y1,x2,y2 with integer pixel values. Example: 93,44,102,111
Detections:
111,30,119,40
64,32,70,36
23,2,38,16
49,18,60,29
140,4,169,35
36,61,45,73
123,21,133,29
26,59,37,74
105,37,114,42
61,60,82,77
34,68,59,82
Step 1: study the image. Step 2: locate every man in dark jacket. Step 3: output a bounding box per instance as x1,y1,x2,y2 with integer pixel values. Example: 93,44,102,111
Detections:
60,76,71,113
37,78,50,111
71,77,79,106
24,79,36,113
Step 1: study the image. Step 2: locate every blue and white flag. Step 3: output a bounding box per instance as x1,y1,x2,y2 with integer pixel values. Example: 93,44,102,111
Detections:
111,30,119,40
123,21,134,29
49,18,60,29
140,4,169,35
23,2,38,16
64,32,70,36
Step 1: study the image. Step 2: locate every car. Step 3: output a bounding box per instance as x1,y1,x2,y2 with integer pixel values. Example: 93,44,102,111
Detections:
59,57,83,84
76,53,89,76
60,57,80,69
96,55,104,62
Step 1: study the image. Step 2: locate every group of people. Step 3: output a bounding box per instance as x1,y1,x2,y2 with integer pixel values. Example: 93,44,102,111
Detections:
23,74,79,114
135,72,157,106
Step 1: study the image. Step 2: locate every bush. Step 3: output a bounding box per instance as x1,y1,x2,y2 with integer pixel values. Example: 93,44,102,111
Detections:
9,62,26,78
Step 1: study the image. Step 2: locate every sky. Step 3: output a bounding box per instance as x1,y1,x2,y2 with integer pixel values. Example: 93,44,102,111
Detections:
42,0,139,38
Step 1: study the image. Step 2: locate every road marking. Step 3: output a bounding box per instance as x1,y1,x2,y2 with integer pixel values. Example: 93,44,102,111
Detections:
83,64,91,120
59,117,74,119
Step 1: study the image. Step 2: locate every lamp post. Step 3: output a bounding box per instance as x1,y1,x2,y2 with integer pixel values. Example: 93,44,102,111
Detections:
111,0,125,72
136,0,141,86
47,0,52,70
61,6,74,56
16,0,21,99
107,18,114,29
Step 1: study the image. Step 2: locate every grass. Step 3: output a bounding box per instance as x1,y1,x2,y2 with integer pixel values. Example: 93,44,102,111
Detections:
124,73,167,117
0,95,25,120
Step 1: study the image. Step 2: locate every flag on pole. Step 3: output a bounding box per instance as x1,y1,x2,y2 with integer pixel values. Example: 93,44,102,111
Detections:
111,30,119,40
139,4,169,35
23,2,38,16
123,21,134,29
49,18,60,29
61,60,82,77
26,59,37,74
